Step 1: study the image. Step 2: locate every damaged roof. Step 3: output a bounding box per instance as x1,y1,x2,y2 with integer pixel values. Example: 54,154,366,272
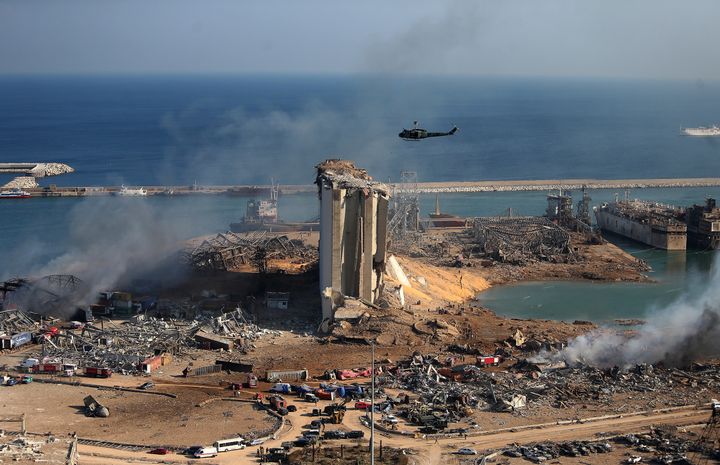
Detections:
315,159,389,195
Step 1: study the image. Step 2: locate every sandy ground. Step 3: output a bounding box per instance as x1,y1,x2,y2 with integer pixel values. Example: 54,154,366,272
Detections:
0,381,270,447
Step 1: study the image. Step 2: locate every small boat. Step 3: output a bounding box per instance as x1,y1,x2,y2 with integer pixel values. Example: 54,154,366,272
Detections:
115,185,147,196
0,188,32,199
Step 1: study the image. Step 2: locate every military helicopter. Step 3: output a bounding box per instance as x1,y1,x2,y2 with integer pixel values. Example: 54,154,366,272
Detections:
398,121,458,140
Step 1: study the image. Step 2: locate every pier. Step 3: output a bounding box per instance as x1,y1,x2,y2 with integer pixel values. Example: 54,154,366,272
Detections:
18,177,720,198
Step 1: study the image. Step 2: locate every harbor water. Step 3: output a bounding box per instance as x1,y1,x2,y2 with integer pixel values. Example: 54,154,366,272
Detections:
2,75,720,322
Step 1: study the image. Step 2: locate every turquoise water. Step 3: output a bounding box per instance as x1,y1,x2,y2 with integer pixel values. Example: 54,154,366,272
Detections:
476,233,717,323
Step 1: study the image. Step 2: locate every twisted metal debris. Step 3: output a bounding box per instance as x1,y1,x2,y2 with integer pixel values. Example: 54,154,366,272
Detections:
184,231,317,272
472,216,572,264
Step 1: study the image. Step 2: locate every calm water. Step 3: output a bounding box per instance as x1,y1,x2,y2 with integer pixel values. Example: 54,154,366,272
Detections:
1,75,720,187
2,75,720,320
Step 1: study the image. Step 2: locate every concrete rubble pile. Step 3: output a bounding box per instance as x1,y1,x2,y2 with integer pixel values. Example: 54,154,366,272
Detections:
511,360,720,409
30,307,270,374
376,349,720,433
184,231,318,272
0,436,47,462
378,353,528,428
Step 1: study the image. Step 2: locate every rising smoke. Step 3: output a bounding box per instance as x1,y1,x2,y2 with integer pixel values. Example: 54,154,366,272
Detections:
551,256,720,368
3,198,189,318
159,99,410,186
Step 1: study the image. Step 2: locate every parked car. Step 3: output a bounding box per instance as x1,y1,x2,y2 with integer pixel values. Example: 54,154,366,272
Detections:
354,401,371,410
382,414,399,424
149,448,170,455
249,438,265,446
323,430,345,440
294,437,312,447
345,430,365,439
310,419,324,428
139,381,155,390
305,393,320,403
182,446,203,456
20,375,33,384
5,378,18,386
457,448,478,455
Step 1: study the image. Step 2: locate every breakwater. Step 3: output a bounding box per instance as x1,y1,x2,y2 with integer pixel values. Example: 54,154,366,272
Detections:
18,177,720,197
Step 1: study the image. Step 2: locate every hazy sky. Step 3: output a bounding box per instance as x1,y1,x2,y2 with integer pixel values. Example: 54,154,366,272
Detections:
1,0,719,79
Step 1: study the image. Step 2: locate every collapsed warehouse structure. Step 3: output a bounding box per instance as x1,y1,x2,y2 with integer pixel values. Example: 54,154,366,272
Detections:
472,216,572,264
184,231,317,273
23,306,266,375
315,160,390,331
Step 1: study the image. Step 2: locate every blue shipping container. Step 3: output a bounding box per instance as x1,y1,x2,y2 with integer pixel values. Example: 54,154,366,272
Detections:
10,332,32,348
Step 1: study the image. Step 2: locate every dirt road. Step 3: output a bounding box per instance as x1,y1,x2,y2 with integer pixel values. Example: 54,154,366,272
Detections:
76,405,710,464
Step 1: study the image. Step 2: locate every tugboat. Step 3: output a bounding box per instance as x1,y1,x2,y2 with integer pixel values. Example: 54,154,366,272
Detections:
0,188,32,199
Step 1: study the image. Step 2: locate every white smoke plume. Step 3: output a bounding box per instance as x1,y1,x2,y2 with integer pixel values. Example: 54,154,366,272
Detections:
158,99,409,187
552,255,720,368
3,198,188,317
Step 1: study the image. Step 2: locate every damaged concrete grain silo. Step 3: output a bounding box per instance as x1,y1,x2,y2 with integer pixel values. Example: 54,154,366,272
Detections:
315,160,390,331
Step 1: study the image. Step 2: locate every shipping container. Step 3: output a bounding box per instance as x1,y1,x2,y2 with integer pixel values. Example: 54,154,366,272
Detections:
85,367,113,378
185,364,222,377
140,355,162,374
315,389,335,401
32,363,62,374
265,369,308,382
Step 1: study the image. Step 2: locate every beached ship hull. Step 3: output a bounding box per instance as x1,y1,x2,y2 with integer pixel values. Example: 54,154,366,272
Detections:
594,202,687,250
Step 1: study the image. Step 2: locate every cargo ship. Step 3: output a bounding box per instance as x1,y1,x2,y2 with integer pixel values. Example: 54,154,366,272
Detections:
0,189,32,199
229,183,318,233
427,195,467,228
682,125,720,136
594,199,687,250
680,198,720,249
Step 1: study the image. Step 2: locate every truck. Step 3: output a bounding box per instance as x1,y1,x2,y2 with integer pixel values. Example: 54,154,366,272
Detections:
31,363,62,374
84,367,113,378
269,382,292,394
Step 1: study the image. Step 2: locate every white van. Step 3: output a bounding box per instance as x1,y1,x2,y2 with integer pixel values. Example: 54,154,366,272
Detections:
193,446,218,458
214,437,246,452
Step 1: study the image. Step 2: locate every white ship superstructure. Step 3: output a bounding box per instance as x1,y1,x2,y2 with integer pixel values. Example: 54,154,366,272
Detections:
116,185,147,196
683,125,720,136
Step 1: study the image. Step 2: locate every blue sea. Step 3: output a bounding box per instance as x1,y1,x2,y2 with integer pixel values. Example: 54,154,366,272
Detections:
1,74,719,320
